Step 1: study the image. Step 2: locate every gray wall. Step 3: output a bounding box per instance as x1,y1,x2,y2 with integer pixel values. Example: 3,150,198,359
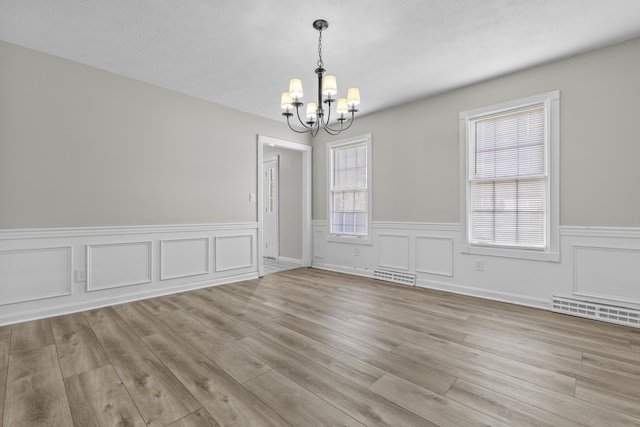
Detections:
3,36,639,230
263,146,303,260
0,41,307,228
313,36,640,227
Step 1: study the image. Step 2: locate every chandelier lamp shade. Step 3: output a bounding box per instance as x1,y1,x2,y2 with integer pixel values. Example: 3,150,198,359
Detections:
280,19,360,136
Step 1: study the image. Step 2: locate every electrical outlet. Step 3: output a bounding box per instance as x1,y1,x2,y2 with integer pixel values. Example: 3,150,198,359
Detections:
475,260,484,271
354,248,360,256
249,193,256,202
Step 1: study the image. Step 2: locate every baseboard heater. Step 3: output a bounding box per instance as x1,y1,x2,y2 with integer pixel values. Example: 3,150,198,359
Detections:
373,269,416,286
552,296,640,328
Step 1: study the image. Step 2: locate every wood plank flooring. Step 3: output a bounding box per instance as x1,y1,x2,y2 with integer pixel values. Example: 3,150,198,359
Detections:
2,268,640,426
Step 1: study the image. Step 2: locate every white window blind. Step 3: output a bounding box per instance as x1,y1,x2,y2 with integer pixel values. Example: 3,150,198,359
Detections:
331,142,368,235
469,106,546,248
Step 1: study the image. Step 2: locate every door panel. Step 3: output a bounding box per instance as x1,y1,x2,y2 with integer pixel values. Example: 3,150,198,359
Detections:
263,158,279,258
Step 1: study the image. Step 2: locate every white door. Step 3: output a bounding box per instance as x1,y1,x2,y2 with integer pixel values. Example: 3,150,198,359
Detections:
263,158,279,259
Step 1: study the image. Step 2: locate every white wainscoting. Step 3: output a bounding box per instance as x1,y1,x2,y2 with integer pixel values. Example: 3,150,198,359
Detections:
215,235,254,272
161,237,210,280
87,241,152,291
0,223,258,326
313,221,640,313
377,233,410,271
573,245,640,305
313,229,324,259
415,236,454,277
0,246,72,305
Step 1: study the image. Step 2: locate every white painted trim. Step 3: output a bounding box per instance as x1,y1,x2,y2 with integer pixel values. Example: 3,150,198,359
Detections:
0,246,73,305
561,226,640,238
0,223,258,240
415,277,550,310
86,241,153,291
571,291,640,308
277,256,305,266
260,135,312,152
311,262,375,279
373,221,460,231
318,223,640,237
257,135,313,277
0,272,258,327
460,243,560,262
160,237,211,280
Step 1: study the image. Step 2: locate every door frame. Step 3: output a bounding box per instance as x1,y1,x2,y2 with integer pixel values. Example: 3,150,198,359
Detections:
257,135,312,277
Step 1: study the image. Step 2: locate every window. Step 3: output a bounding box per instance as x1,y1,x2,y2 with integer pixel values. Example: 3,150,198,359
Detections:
327,133,372,243
460,91,559,261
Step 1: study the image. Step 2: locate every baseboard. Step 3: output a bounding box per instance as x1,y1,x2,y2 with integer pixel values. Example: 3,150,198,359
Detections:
415,277,551,311
0,272,258,326
311,262,375,280
311,262,550,312
277,256,304,266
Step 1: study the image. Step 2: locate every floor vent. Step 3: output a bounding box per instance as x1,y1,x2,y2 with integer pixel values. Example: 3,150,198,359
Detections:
552,296,640,328
373,270,416,286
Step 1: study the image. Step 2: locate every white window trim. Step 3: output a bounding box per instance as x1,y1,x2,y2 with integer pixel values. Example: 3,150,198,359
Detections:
327,133,373,245
459,91,560,262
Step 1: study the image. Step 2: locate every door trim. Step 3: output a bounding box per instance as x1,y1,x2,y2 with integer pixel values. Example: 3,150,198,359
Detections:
257,135,312,277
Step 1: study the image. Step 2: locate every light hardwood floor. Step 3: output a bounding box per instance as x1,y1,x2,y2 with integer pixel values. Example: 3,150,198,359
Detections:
2,268,640,426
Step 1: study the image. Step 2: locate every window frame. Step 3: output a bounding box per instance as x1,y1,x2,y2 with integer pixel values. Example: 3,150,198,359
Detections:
326,133,373,245
459,91,560,261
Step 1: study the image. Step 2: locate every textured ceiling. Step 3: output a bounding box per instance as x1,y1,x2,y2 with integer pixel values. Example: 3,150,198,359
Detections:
2,0,640,123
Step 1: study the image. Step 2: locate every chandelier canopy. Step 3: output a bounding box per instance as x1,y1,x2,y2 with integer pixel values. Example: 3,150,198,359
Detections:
280,19,360,136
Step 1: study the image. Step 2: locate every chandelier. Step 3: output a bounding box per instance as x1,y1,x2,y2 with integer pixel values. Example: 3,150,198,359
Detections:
280,19,360,136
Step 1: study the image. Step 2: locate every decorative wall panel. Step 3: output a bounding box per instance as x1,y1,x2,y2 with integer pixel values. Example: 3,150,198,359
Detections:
0,247,72,305
215,235,253,272
574,245,640,305
87,242,152,291
161,237,210,280
377,233,410,271
415,236,454,277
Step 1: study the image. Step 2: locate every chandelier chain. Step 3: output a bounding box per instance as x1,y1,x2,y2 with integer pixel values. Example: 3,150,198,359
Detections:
317,28,324,68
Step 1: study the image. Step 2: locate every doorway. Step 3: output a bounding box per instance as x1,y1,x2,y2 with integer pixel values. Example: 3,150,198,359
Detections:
257,135,312,277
